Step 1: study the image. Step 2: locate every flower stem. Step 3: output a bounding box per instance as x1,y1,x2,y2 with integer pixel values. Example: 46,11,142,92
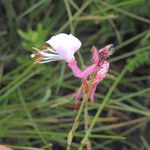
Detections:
67,91,90,150
84,103,92,150
67,74,96,150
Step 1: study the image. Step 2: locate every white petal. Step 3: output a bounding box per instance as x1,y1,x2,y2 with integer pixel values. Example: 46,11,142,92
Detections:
46,33,81,61
68,34,81,53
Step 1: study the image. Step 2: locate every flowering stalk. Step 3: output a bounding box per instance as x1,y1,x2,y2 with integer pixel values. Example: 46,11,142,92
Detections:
67,73,97,150
67,44,113,149
79,65,128,150
31,33,113,149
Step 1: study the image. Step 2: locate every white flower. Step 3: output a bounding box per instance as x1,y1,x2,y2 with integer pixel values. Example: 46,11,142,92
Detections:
31,33,81,63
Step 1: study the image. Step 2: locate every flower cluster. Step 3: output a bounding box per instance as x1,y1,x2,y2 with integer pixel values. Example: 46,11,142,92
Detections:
31,33,113,109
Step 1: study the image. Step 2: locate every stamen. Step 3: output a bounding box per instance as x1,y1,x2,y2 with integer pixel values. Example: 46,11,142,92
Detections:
32,46,56,54
32,47,41,52
47,48,57,53
33,57,43,64
31,52,41,58
31,54,35,58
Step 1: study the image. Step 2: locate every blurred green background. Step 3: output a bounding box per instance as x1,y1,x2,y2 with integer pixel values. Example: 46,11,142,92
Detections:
0,0,150,150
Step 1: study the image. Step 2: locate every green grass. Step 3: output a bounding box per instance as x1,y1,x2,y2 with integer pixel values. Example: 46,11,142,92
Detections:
0,0,150,150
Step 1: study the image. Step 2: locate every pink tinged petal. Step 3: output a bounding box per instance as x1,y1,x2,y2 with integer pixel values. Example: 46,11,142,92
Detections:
89,61,109,103
93,73,105,84
97,61,109,75
91,46,99,64
93,61,109,84
46,33,81,61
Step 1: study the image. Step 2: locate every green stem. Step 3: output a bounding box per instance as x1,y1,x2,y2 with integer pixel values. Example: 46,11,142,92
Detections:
67,74,96,150
64,0,74,34
17,88,51,149
84,103,92,150
67,92,90,150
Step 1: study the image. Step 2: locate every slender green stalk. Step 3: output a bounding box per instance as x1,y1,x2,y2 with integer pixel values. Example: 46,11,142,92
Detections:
0,64,34,95
64,0,74,34
115,30,148,50
67,92,90,150
114,87,150,103
99,1,150,24
67,74,96,150
64,0,86,68
141,136,150,150
18,0,49,19
0,67,42,102
17,88,51,149
84,103,92,150
110,45,150,62
57,0,93,33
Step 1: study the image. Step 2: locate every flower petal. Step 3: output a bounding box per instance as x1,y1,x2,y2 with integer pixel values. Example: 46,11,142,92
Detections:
46,33,81,61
